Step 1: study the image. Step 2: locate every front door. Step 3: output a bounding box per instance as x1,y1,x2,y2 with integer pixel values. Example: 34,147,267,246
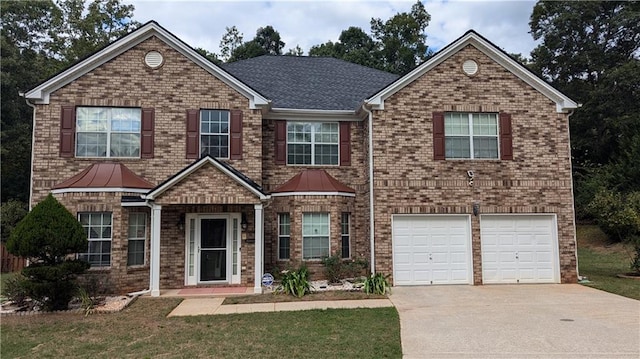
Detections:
185,213,241,286
200,218,227,281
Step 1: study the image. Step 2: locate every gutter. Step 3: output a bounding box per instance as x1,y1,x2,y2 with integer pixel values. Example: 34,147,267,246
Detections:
20,93,37,210
361,104,376,275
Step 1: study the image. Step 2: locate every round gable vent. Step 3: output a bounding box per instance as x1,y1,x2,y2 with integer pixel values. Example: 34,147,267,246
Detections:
462,59,478,76
144,51,164,69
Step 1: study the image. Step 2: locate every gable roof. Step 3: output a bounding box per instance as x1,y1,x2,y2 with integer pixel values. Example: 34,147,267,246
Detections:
24,21,269,109
271,169,355,197
145,155,268,201
51,163,154,194
366,30,579,113
223,56,398,111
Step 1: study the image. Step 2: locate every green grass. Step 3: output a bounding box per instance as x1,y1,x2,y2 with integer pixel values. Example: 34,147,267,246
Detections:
577,225,640,300
1,297,402,358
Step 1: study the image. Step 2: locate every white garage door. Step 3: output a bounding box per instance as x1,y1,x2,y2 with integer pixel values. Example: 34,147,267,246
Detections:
393,215,472,285
481,215,559,284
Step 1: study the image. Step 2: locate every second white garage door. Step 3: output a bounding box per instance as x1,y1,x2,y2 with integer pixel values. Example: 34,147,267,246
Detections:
480,215,559,284
393,215,472,285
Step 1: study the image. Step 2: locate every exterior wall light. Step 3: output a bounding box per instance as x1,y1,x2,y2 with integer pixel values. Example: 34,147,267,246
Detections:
241,213,249,231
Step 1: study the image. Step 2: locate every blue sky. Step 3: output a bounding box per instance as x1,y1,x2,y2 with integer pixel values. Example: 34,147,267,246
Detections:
130,0,538,57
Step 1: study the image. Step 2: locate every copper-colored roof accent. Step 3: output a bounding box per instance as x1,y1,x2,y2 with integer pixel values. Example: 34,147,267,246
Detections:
52,163,154,190
272,170,355,194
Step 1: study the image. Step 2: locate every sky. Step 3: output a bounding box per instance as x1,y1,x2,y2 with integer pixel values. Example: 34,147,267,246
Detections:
129,0,539,58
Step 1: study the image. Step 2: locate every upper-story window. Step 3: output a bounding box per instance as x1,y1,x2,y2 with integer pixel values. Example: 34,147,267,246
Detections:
287,122,339,165
200,110,229,158
445,112,498,159
76,107,141,158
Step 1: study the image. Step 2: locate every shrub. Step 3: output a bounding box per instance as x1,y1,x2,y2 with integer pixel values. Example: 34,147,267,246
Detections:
322,253,369,283
363,273,390,295
3,273,29,307
6,194,89,311
279,266,311,298
0,200,28,243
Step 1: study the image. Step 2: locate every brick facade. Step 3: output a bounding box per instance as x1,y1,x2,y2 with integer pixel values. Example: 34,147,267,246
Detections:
370,45,577,283
28,28,577,294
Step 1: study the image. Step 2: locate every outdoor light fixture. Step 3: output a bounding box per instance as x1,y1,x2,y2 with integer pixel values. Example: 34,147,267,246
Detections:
241,213,248,231
473,203,480,217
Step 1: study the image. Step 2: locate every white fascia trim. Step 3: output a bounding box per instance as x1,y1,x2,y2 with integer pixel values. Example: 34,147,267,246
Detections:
24,22,269,109
121,201,148,207
264,108,360,121
270,191,355,197
51,187,150,194
144,156,268,200
366,32,578,113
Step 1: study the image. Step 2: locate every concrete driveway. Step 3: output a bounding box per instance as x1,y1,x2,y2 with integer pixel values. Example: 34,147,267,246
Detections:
389,284,639,358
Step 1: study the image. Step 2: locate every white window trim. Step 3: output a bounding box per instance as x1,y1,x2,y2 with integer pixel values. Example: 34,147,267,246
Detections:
200,109,230,159
445,112,500,160
127,212,147,267
277,213,291,261
287,121,340,166
75,107,141,159
302,212,331,261
78,212,113,268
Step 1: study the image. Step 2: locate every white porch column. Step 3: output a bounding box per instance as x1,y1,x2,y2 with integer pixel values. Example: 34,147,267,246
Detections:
253,203,264,294
150,204,162,297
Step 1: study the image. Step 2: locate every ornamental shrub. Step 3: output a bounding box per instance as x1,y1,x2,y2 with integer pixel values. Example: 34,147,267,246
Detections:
6,194,89,310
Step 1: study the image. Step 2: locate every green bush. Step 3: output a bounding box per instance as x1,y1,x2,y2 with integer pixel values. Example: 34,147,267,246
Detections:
322,253,369,283
6,194,89,310
1,200,27,243
3,273,29,307
279,266,311,298
363,273,390,295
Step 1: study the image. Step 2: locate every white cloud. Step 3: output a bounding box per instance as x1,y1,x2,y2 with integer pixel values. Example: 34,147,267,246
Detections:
129,0,538,58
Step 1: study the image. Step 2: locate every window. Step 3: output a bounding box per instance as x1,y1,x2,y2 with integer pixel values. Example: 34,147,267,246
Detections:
445,113,498,159
78,212,112,267
200,110,229,158
341,213,350,259
278,213,291,260
127,213,146,266
76,107,141,158
287,122,339,165
302,213,330,260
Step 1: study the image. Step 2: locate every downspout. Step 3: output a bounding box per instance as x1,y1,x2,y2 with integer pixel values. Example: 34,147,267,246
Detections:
20,94,36,211
127,199,159,296
361,104,376,275
566,108,582,281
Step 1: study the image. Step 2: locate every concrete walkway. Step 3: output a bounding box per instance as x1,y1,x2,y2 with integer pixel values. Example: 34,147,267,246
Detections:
167,298,393,317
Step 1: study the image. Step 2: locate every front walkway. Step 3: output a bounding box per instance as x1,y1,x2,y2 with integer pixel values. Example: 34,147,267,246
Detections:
167,298,393,317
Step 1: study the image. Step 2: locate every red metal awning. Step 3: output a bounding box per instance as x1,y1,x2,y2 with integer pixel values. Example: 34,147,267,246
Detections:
271,169,354,194
52,163,154,190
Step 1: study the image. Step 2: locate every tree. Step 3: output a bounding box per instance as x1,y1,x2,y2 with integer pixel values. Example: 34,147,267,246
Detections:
228,25,285,62
309,1,430,74
285,45,304,56
529,1,640,219
0,0,140,203
370,0,430,74
1,200,28,243
195,47,221,65
219,26,243,62
7,194,89,310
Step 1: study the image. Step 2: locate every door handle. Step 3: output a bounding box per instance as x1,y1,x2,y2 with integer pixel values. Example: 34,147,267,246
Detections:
515,252,519,259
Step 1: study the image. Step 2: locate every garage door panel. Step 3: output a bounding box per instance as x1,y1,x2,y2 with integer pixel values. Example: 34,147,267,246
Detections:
393,216,471,285
481,215,558,284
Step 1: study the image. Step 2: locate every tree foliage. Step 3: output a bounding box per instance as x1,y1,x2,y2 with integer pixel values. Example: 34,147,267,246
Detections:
7,194,89,310
1,200,28,243
529,1,640,219
228,25,285,62
219,26,243,62
0,0,139,203
309,1,430,74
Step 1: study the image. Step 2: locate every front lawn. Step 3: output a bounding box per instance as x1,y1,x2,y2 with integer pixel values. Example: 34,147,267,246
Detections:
1,297,402,358
577,225,640,300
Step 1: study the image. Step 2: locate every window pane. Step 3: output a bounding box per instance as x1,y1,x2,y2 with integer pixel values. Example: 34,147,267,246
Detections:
473,137,499,158
445,137,471,158
79,212,112,267
111,133,140,157
303,236,329,260
201,134,229,158
200,110,229,134
445,113,469,135
76,133,108,157
287,144,312,164
76,107,141,158
279,213,290,236
314,123,339,143
303,213,329,236
314,144,339,165
472,113,498,135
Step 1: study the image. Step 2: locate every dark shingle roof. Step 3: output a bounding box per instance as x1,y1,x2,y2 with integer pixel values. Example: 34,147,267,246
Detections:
222,56,399,111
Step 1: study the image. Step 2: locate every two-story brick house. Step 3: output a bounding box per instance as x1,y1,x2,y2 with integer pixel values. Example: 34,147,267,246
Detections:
24,22,579,295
